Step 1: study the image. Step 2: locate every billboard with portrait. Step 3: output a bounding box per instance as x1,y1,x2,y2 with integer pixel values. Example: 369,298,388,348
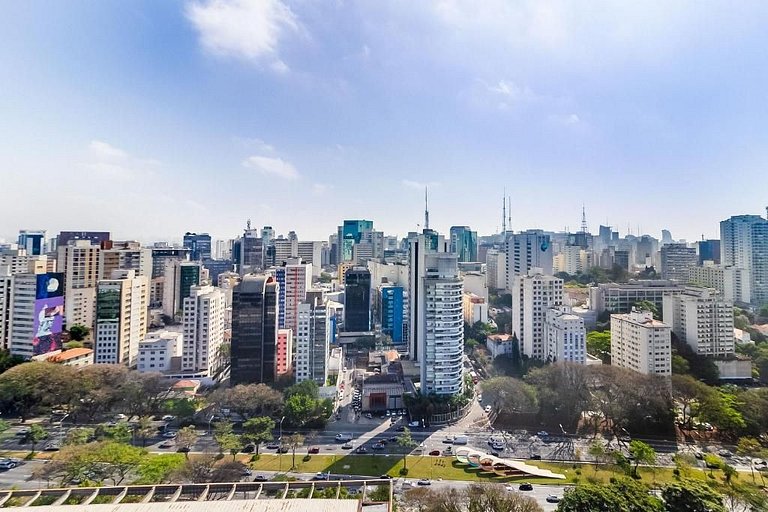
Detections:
33,273,65,356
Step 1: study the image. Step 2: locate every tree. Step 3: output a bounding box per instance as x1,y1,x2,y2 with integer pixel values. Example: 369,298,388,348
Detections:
67,324,90,341
135,453,185,484
671,374,713,429
525,363,591,431
210,461,249,482
704,454,724,476
97,442,145,485
214,421,241,460
242,416,275,456
718,480,767,512
628,440,656,477
134,416,156,447
33,444,98,487
587,440,606,475
175,426,198,459
465,483,542,512
62,341,84,350
0,362,75,422
287,433,304,469
736,437,762,483
556,478,663,512
0,419,9,437
173,455,217,483
481,376,537,414
64,427,94,446
162,398,197,423
0,349,25,374
662,479,725,512
27,424,48,454
97,422,132,444
586,331,611,363
396,427,416,473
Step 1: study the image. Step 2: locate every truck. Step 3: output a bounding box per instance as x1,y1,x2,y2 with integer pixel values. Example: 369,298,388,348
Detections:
334,433,353,442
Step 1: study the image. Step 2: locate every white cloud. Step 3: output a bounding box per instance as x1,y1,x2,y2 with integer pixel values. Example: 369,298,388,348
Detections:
234,136,275,152
85,140,159,180
88,140,127,160
185,0,299,68
242,155,299,180
402,179,439,190
312,183,333,195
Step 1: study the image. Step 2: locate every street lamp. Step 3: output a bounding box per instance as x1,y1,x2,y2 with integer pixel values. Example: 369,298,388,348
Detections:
278,416,286,473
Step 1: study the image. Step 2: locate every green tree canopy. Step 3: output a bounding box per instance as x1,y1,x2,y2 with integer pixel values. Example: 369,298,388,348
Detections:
556,478,663,512
242,416,275,455
67,324,90,341
661,479,725,512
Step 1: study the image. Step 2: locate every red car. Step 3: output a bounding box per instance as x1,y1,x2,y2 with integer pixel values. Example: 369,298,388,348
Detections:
308,447,320,454
429,450,440,456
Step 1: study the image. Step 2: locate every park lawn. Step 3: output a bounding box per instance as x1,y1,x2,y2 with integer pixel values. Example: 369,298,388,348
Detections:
530,461,711,487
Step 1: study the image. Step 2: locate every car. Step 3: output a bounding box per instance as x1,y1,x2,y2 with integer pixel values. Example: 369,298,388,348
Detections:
266,441,280,449
443,437,454,444
176,446,190,453
546,495,561,503
15,428,30,437
241,444,255,453
43,442,61,451
161,415,176,422
335,433,353,442
254,475,268,482
753,459,767,467
115,414,127,420
529,454,542,460
718,450,733,458
314,472,330,480
477,394,483,402
389,436,398,442
277,446,289,453
397,426,406,432
51,409,67,416
365,413,373,419
484,405,492,414
536,431,549,438
518,483,533,491
694,451,704,460
308,446,320,454
417,479,431,486
356,447,368,454
342,442,353,450
379,474,393,479
163,431,178,438
429,450,440,456
372,444,384,451
378,439,388,445
0,459,18,470
159,440,174,448
490,451,500,457
408,421,420,427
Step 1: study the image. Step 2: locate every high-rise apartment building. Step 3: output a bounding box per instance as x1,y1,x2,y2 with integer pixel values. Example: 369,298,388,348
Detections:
56,231,110,248
720,214,768,305
98,241,152,280
276,259,312,337
450,226,478,263
183,232,212,261
17,230,46,256
337,220,374,263
295,290,330,385
697,239,721,264
57,240,101,332
230,275,279,385
484,248,506,291
611,309,671,376
93,270,148,365
543,306,586,364
660,243,698,281
181,285,226,378
238,228,264,275
505,230,553,289
9,272,65,358
662,287,734,357
688,262,751,304
344,267,371,332
0,268,11,350
512,269,563,360
276,328,293,376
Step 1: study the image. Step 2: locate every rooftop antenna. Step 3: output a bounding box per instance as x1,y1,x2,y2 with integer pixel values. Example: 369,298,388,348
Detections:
502,188,507,235
580,205,588,233
507,195,512,233
246,218,251,231
424,186,430,230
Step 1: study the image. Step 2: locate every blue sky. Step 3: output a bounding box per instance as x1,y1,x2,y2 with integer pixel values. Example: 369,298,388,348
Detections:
2,1,768,244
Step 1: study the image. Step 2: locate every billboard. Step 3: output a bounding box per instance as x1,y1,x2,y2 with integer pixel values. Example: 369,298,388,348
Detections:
33,273,64,356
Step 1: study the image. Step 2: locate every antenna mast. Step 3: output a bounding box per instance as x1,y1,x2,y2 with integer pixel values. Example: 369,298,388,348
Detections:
424,187,430,230
580,205,588,233
502,188,507,235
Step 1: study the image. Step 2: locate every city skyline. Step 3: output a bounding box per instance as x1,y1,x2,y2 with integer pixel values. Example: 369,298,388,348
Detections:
3,2,768,241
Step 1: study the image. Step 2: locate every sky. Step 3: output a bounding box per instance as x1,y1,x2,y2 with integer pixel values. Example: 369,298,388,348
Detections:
2,1,768,245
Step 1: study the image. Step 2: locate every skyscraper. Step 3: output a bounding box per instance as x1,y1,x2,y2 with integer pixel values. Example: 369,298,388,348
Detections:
230,275,279,385
98,241,152,280
337,220,374,263
697,239,721,264
295,290,330,385
17,230,46,256
660,243,698,281
380,285,405,345
663,287,734,357
94,269,149,365
276,258,312,337
182,284,226,377
183,232,212,261
162,261,202,319
449,226,478,263
512,269,563,360
611,309,671,376
57,240,101,333
9,272,65,358
505,230,553,289
344,267,371,332
720,214,768,306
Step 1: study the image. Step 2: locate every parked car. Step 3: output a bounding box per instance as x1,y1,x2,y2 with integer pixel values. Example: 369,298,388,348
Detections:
176,446,190,453
242,468,252,476
484,405,492,414
0,459,18,470
161,415,176,422
429,450,440,456
314,472,330,480
417,479,431,486
266,441,280,449
546,495,561,503
529,454,542,460
356,446,368,454
15,428,30,437
159,440,174,448
241,444,255,453
308,446,320,454
43,441,61,451
518,483,533,491
277,446,289,453
254,475,268,482
342,442,353,450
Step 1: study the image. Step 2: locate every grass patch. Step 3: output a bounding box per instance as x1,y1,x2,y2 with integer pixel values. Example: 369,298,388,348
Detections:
530,462,710,487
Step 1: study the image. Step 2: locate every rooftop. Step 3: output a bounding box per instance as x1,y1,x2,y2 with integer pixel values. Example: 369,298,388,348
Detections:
46,348,93,362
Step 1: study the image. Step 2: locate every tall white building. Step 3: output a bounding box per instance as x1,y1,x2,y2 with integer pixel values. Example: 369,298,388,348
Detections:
57,240,101,332
720,214,768,305
505,230,553,290
0,268,11,350
98,241,152,280
484,248,506,290
181,284,226,377
137,331,182,373
688,262,751,304
611,309,671,376
512,269,563,360
662,287,734,357
94,270,149,366
294,290,330,385
544,306,587,364
8,273,41,358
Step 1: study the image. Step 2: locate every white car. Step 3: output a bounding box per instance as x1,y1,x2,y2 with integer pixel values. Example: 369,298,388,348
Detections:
484,405,492,414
